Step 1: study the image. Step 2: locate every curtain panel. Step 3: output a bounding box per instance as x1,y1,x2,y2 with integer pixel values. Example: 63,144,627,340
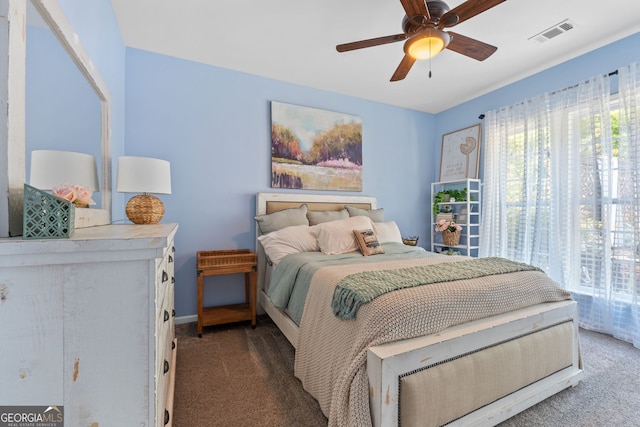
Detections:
481,63,639,348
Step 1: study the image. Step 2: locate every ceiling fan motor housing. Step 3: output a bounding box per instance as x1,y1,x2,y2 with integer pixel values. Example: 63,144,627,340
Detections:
425,0,451,20
402,0,451,32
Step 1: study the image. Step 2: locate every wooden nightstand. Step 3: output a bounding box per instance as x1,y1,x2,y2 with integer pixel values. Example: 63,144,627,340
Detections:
197,249,257,337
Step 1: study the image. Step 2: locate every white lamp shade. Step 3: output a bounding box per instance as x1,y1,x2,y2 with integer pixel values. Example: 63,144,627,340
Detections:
116,156,172,194
30,150,100,191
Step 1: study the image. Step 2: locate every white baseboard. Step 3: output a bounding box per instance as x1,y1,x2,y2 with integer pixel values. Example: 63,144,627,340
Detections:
175,314,196,325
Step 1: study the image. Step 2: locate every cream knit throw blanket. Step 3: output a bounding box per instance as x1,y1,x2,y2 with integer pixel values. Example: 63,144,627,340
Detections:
332,257,543,320
294,256,572,427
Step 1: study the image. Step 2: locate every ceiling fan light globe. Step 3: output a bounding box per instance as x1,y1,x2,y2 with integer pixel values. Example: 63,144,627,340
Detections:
408,37,444,59
406,29,450,60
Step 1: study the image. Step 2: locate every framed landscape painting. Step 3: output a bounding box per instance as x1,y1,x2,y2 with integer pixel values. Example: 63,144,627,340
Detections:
270,101,362,191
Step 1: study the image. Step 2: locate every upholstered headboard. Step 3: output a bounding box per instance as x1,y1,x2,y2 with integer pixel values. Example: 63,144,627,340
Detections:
257,193,375,216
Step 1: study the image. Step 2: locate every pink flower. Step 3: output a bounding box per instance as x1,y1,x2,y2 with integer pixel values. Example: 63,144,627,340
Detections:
435,220,462,233
73,184,96,206
52,184,95,207
53,184,78,203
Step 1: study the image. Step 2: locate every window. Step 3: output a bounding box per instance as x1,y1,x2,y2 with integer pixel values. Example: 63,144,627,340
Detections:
481,65,640,347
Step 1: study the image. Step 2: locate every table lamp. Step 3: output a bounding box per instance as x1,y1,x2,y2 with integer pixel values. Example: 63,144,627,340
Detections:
30,150,100,193
116,156,172,224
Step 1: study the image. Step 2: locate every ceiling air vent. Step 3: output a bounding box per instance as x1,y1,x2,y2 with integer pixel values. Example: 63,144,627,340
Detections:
529,19,575,44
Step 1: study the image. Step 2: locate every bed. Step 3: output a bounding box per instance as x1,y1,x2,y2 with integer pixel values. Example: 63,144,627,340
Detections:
255,192,583,427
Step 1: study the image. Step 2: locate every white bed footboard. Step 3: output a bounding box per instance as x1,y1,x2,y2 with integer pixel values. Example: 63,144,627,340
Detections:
367,300,583,427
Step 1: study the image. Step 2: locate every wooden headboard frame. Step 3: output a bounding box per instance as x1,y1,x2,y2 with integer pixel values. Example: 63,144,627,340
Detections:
255,192,377,292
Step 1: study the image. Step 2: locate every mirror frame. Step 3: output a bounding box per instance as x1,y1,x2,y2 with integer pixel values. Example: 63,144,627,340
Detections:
0,0,26,237
1,0,112,236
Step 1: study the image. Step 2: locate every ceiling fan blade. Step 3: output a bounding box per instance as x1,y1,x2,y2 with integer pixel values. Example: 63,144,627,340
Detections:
336,33,408,52
440,0,506,28
390,54,416,81
446,31,497,61
399,0,430,21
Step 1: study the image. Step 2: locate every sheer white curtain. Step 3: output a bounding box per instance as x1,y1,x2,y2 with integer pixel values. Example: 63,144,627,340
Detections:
481,63,639,347
613,62,640,346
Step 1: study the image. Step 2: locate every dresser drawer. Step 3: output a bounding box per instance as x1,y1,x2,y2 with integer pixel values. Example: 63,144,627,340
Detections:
156,245,175,293
155,245,175,330
162,338,178,427
156,280,172,326
155,302,173,383
155,333,175,425
155,321,173,427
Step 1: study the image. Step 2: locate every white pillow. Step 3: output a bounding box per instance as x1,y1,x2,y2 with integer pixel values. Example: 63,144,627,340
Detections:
257,225,319,265
373,221,403,244
313,216,374,255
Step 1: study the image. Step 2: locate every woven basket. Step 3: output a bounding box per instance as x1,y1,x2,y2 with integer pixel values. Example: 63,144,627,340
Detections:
441,229,461,246
126,194,165,224
402,237,419,246
197,250,256,271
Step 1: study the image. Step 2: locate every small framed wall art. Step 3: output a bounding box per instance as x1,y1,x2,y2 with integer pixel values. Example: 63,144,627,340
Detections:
439,124,481,182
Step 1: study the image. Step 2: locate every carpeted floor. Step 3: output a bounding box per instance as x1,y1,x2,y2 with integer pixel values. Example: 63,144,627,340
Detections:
173,316,640,427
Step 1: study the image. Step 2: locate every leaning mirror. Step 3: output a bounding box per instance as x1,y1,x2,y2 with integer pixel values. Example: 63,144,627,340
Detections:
26,0,112,227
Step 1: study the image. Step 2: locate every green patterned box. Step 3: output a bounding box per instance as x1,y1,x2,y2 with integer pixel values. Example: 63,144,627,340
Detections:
23,184,75,239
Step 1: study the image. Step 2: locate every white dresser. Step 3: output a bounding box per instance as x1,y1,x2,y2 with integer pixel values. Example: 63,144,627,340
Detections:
0,223,178,427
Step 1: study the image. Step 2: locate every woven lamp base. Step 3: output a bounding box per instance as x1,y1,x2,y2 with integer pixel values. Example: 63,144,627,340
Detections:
126,194,165,224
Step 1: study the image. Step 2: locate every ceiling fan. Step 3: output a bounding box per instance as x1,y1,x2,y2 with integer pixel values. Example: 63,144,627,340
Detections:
336,0,507,81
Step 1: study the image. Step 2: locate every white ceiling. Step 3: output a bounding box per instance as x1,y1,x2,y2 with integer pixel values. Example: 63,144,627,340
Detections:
109,0,640,114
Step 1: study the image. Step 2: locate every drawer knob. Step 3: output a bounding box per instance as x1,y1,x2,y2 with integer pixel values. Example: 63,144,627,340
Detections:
164,409,170,425
172,309,175,317
164,310,170,322
172,340,176,350
162,271,168,282
169,255,173,263
171,276,175,284
164,359,169,374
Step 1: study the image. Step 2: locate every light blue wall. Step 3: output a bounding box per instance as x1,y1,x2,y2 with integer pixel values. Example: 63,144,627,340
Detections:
124,48,435,317
435,32,640,181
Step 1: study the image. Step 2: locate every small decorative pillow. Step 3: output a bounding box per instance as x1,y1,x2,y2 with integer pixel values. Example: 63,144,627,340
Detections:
353,229,385,256
307,209,349,226
313,215,374,255
346,205,384,222
254,204,309,234
257,224,319,265
373,221,403,244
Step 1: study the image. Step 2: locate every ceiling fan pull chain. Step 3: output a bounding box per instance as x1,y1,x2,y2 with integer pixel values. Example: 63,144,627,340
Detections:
429,57,432,78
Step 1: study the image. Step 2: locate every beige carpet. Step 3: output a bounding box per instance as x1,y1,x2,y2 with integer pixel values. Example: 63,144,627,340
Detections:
173,316,640,427
172,318,326,427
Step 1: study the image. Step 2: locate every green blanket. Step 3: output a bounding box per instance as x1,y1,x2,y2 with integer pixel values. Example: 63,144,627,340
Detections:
331,257,543,320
